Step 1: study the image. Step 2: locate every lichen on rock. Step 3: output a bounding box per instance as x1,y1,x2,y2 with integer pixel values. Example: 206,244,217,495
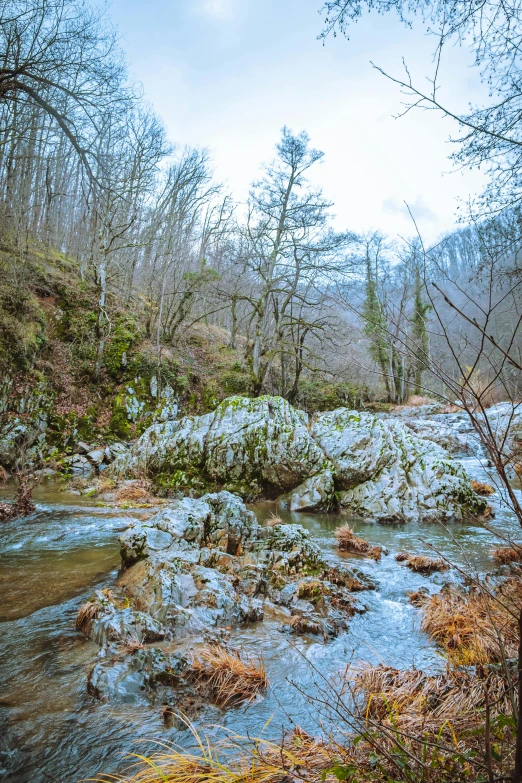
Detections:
110,395,484,522
79,491,369,704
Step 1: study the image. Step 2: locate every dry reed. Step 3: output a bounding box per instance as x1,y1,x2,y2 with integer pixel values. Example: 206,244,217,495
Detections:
115,480,152,503
75,599,100,630
492,546,522,564
265,512,282,527
395,552,449,574
190,645,268,707
419,579,522,664
288,614,323,635
351,662,516,735
334,524,383,561
470,480,495,495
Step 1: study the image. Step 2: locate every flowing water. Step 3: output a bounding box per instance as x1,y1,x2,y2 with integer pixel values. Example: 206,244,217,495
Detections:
1,461,521,783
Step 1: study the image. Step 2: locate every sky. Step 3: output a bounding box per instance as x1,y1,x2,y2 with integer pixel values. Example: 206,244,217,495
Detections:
105,0,489,243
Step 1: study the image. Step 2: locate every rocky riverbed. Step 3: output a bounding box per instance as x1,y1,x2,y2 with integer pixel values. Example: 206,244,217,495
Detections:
0,399,521,783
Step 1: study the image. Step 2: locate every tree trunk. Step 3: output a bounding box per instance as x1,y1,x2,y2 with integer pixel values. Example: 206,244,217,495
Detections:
513,608,522,783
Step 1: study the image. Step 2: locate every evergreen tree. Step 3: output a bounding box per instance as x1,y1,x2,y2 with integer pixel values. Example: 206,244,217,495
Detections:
363,255,392,400
411,265,430,395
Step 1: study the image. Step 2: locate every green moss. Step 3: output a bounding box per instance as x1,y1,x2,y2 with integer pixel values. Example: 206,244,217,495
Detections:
298,380,368,413
222,370,250,394
108,396,132,440
201,381,219,411
104,314,142,380
151,468,212,496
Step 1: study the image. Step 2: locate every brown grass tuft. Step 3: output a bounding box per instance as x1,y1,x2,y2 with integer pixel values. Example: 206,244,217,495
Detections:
266,512,282,527
0,472,37,522
334,524,383,560
471,480,495,495
190,645,268,707
115,480,152,503
351,662,516,736
288,614,324,635
395,552,449,574
121,638,145,654
440,403,461,413
408,589,430,607
492,545,522,564
406,395,436,407
420,579,522,664
75,600,99,631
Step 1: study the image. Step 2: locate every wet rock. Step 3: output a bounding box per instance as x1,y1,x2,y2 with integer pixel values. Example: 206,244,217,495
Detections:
119,491,260,567
278,582,298,606
259,523,325,573
80,492,375,706
88,648,189,704
111,395,480,522
289,469,335,511
87,449,105,466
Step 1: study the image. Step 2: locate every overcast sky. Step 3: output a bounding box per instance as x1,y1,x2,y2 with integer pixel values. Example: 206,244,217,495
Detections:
106,0,488,243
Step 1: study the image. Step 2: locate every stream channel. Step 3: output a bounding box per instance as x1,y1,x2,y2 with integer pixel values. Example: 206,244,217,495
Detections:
0,456,521,783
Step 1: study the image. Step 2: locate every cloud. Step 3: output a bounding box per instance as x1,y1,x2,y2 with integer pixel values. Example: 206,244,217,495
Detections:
199,0,235,20
382,195,438,223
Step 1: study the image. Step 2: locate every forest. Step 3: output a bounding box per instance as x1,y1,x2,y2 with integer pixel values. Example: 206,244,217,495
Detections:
0,1,522,783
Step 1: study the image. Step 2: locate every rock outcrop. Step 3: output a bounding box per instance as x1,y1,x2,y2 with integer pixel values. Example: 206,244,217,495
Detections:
79,492,371,704
111,396,486,522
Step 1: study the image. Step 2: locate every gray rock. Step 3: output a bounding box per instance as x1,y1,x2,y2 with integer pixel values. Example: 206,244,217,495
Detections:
110,396,482,522
290,469,335,511
87,449,105,466
88,648,189,704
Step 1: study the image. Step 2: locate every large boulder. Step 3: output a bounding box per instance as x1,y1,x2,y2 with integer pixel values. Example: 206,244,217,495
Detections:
111,396,485,522
311,410,396,488
326,416,486,522
111,396,326,497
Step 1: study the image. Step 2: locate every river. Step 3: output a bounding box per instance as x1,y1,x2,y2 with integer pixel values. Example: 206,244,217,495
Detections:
0,458,520,783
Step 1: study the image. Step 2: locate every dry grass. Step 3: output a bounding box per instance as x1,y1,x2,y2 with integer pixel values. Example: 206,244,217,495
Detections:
419,579,522,664
470,480,495,495
288,614,324,635
334,524,383,561
492,545,522,564
90,718,342,783
408,589,430,607
115,480,152,503
190,645,268,707
121,639,145,655
265,512,282,527
406,395,437,407
395,552,449,574
75,599,100,631
351,662,516,736
0,473,37,522
440,403,461,413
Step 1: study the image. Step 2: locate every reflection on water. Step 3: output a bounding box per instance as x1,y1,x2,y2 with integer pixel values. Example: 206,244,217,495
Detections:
0,459,520,782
